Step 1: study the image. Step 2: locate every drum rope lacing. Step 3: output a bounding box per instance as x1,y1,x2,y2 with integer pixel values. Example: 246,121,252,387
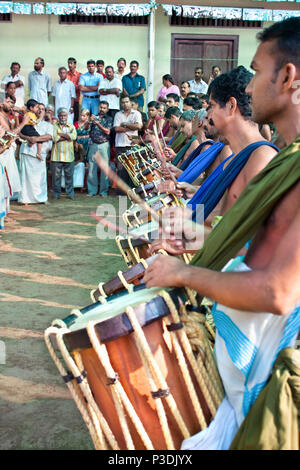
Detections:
45,286,224,450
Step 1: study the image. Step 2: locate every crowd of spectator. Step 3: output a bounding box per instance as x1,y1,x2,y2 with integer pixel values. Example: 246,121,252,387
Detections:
0,56,220,229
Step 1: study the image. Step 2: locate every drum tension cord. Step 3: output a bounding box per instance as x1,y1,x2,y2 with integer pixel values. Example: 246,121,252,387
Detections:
63,370,87,384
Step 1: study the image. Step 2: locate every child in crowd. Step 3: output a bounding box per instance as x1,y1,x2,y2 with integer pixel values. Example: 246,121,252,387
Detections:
21,99,42,160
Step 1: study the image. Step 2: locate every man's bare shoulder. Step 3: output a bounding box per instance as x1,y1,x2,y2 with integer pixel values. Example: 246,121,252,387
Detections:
243,142,278,182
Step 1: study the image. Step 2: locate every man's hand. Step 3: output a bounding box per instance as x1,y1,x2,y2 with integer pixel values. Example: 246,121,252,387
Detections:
143,254,187,288
164,147,176,161
176,182,198,200
150,206,205,254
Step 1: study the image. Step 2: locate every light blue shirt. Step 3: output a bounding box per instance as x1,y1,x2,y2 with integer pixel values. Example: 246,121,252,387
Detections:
28,70,52,107
79,71,101,97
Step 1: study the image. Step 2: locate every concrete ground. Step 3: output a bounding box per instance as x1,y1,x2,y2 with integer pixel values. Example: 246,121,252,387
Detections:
0,193,126,450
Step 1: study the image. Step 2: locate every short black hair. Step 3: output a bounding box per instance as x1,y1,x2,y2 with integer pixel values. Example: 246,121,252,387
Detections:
208,66,253,119
68,57,76,63
11,62,20,69
181,81,190,87
99,100,109,107
117,58,126,65
87,60,95,66
165,106,182,119
105,65,114,72
26,99,39,110
183,96,202,110
166,93,180,103
129,97,139,104
257,17,300,71
96,60,104,66
5,81,16,89
130,60,139,67
201,94,209,102
212,65,221,72
147,101,160,109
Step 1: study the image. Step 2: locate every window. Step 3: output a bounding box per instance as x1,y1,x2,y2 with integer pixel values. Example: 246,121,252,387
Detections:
170,14,261,28
0,13,11,22
60,14,148,26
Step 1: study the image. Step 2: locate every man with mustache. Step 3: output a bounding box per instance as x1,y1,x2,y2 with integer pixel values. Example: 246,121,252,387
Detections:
144,18,300,449
28,57,52,107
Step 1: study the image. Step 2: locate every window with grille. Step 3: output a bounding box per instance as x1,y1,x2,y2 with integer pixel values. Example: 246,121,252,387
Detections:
0,13,11,22
170,14,262,28
60,14,148,26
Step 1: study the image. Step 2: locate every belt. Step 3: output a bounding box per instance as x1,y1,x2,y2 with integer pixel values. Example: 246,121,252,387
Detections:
83,95,100,99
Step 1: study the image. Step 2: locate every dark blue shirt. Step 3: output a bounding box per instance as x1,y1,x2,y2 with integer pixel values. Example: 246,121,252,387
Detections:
122,73,146,108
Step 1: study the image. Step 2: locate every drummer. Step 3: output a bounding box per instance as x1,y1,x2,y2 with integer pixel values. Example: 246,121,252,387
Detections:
151,65,278,254
143,17,300,449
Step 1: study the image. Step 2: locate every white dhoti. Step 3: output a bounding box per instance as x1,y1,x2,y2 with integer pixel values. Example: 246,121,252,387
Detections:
1,143,21,195
18,154,48,204
181,259,300,450
0,162,7,229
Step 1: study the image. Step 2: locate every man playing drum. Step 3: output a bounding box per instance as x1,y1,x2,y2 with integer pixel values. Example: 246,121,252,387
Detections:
143,18,300,449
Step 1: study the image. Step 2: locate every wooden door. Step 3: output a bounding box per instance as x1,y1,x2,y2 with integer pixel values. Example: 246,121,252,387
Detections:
171,34,239,87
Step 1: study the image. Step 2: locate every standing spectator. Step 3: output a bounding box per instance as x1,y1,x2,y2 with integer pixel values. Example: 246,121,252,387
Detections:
1,62,25,107
115,58,127,81
188,67,208,96
179,81,191,110
87,101,112,197
18,103,53,205
45,105,58,124
51,108,77,200
99,66,122,120
114,95,143,184
143,101,165,140
96,60,106,79
79,60,101,116
67,57,81,123
75,109,90,157
122,61,146,112
52,67,76,124
207,65,222,86
166,93,180,108
28,57,52,107
156,74,180,103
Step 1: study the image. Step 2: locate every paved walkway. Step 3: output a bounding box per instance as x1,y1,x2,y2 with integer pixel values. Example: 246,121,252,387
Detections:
0,194,125,449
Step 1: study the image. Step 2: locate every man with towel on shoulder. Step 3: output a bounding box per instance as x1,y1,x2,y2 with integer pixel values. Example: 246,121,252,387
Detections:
144,18,300,450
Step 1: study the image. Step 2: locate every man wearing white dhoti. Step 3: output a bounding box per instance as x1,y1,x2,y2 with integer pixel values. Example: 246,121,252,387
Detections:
18,104,53,204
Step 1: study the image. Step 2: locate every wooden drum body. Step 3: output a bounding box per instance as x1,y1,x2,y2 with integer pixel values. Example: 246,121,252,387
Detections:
45,286,223,450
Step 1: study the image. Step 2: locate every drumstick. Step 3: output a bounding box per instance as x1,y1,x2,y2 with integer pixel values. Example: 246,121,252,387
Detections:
93,151,160,223
153,123,177,186
90,211,150,244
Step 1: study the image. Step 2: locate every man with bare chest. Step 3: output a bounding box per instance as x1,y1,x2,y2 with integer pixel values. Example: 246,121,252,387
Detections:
143,18,300,449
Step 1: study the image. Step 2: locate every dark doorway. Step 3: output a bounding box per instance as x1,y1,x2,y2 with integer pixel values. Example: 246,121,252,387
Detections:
171,34,239,86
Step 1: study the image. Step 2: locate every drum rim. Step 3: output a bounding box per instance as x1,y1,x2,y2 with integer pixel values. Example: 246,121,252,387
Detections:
49,286,187,352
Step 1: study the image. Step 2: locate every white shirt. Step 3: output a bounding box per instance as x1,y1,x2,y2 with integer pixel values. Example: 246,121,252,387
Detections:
20,120,53,158
114,109,142,147
188,79,208,95
52,79,76,116
99,76,122,110
1,73,25,107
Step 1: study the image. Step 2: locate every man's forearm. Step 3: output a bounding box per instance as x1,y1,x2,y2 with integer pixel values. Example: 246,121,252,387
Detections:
20,133,52,143
180,264,280,315
80,85,99,93
130,89,145,98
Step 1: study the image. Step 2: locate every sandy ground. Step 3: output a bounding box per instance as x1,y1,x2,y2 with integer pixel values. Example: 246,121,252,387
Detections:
0,193,126,450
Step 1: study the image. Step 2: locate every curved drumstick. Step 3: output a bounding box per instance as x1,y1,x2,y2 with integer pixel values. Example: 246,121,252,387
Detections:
93,151,160,223
153,123,177,186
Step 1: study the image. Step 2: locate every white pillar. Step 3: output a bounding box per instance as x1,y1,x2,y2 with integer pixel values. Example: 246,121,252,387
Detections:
147,7,155,104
